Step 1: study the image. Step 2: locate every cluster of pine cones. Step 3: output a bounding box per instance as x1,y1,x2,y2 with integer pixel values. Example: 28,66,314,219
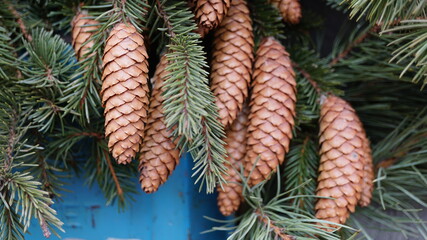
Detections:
71,0,373,228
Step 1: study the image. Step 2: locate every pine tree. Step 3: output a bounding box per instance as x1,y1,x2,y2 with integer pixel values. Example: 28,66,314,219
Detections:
0,0,427,239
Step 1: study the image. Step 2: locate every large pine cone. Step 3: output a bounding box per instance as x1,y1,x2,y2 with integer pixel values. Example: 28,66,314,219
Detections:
193,0,231,36
101,23,149,164
244,37,296,186
71,11,99,61
270,0,302,24
210,0,254,128
217,103,249,216
138,55,180,193
315,95,372,227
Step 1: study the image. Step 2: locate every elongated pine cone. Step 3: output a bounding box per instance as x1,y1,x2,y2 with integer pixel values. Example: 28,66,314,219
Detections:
359,134,374,207
217,104,249,216
315,95,372,228
210,0,254,128
139,55,180,193
270,0,302,24
193,0,231,36
71,11,99,61
244,37,297,186
101,23,149,164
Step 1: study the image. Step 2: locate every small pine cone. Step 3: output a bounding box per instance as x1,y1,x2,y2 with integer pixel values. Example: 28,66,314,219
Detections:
138,55,180,193
244,37,297,186
71,11,99,61
359,135,374,207
210,0,254,128
217,104,249,216
270,0,302,24
101,23,149,164
315,95,368,227
193,0,231,36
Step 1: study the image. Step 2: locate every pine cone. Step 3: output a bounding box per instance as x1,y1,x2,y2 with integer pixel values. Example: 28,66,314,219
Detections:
270,0,302,24
139,55,180,193
101,23,149,164
315,95,368,227
359,134,374,207
210,0,254,128
193,0,231,36
217,103,249,216
71,11,99,61
244,37,296,186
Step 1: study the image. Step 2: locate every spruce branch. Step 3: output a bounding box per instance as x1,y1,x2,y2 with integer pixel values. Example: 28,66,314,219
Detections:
255,209,296,240
291,61,321,95
384,19,427,85
5,0,32,42
0,26,17,80
104,149,124,199
283,137,318,214
207,179,353,239
85,138,138,209
330,25,380,65
0,89,63,239
248,0,285,45
344,0,426,29
155,0,228,193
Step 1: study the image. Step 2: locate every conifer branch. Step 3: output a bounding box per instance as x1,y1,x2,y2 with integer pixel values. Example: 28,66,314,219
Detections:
255,209,296,240
5,0,32,42
292,61,321,94
330,25,380,65
156,0,227,193
104,150,124,199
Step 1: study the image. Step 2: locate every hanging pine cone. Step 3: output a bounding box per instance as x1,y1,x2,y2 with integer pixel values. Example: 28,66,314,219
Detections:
270,0,302,24
193,0,231,36
101,23,149,164
139,55,180,193
315,95,371,228
71,11,99,61
359,134,374,207
210,0,254,128
244,37,296,186
217,103,249,216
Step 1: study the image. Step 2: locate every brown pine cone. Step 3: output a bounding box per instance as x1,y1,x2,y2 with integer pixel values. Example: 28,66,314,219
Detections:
138,55,180,193
210,0,254,128
270,0,302,24
217,103,249,216
193,0,231,36
315,95,368,227
71,11,99,61
101,23,149,164
359,135,374,207
244,37,297,186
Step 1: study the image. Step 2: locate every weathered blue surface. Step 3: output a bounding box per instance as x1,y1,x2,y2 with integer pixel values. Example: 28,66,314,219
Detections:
26,154,229,240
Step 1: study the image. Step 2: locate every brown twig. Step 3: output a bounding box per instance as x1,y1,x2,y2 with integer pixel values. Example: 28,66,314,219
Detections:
291,61,321,94
103,150,124,198
69,131,104,139
329,25,381,66
155,0,176,38
255,209,296,240
6,0,32,42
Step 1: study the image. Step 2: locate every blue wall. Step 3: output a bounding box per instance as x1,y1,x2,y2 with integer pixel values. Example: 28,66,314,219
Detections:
26,154,230,240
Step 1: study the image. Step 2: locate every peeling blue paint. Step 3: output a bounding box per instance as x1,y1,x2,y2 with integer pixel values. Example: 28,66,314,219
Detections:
26,153,229,240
